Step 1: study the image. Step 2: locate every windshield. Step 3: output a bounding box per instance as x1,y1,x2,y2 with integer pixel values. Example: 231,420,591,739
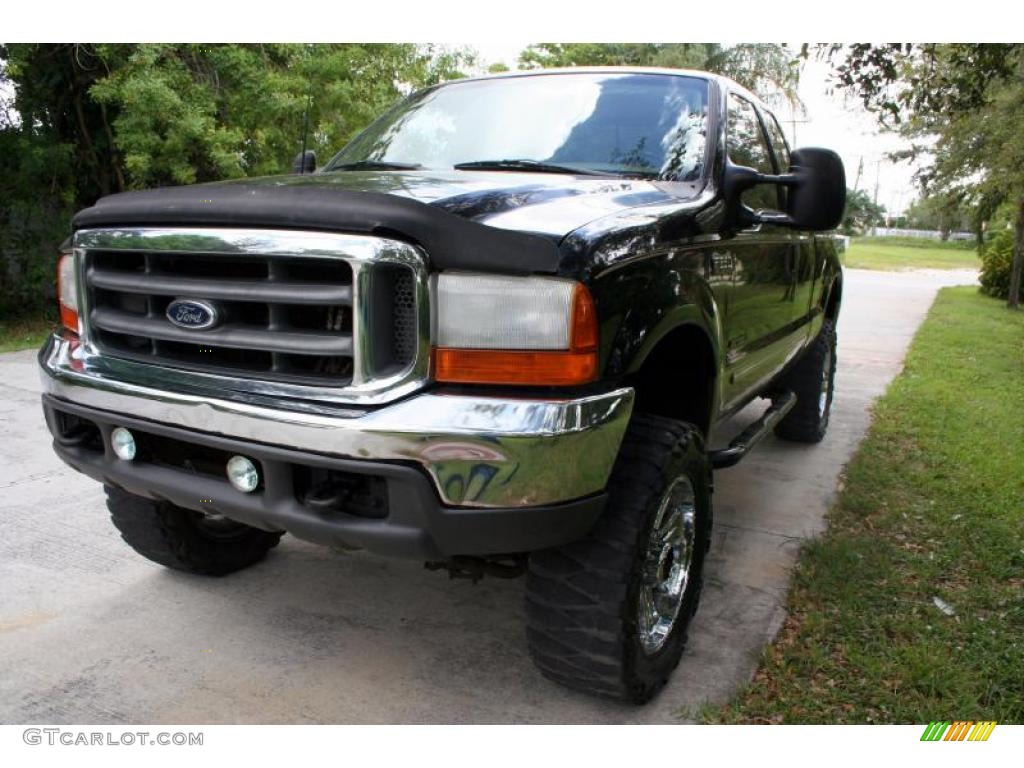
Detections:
326,73,710,181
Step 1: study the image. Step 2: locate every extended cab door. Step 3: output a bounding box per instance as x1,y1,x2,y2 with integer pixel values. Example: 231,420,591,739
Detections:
719,93,812,412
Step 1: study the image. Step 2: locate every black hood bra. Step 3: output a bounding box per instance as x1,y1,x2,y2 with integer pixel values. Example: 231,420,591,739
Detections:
73,182,564,275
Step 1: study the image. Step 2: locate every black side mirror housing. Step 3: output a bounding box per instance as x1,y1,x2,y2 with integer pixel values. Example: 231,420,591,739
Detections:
722,147,846,232
292,150,317,175
786,148,846,231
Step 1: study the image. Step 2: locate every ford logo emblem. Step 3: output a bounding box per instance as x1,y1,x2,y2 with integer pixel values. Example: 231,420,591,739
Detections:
166,298,220,330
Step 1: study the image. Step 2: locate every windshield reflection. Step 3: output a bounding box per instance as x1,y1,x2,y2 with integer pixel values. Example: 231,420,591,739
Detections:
327,73,709,181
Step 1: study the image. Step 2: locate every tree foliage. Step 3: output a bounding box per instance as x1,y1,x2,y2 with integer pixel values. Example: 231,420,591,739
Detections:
817,43,1024,307
841,188,886,235
903,193,975,240
0,43,471,318
86,44,471,188
518,43,802,110
979,228,1024,303
0,125,75,318
2,43,471,192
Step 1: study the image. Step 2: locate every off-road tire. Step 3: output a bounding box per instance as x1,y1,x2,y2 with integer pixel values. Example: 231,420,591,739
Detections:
525,414,712,703
106,486,283,576
773,319,837,443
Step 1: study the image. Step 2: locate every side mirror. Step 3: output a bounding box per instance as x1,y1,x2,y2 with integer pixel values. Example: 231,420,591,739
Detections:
292,150,317,175
722,147,846,232
786,148,846,231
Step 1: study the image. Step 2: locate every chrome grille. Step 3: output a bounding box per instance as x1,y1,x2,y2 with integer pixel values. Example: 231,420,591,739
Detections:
74,228,429,402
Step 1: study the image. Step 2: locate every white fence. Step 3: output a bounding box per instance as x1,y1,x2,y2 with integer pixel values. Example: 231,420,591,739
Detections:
868,227,974,241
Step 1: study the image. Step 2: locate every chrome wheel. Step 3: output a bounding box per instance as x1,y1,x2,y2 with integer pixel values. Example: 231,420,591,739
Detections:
818,344,833,419
636,476,697,656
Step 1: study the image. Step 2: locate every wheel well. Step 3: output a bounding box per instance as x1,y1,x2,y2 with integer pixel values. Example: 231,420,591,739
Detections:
825,277,842,322
628,325,716,436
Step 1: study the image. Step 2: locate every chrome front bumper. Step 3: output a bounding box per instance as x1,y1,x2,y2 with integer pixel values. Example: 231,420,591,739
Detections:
39,333,634,509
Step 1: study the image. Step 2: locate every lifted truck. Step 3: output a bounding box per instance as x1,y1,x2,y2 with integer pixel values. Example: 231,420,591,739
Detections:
40,68,844,703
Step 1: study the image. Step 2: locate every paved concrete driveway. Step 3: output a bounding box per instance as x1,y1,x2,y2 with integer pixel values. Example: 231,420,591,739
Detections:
0,268,975,724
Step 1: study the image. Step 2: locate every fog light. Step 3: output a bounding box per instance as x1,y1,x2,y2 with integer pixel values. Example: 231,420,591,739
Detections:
110,427,136,461
226,455,259,493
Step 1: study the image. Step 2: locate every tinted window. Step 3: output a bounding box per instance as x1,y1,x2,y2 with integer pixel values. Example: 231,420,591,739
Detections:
727,94,779,211
328,73,710,181
764,113,791,209
764,113,791,172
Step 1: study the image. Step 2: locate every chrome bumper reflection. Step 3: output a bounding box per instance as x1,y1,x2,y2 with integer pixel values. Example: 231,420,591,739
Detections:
39,334,634,508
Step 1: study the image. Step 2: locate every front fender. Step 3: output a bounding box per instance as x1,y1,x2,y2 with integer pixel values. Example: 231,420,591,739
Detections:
590,246,723,380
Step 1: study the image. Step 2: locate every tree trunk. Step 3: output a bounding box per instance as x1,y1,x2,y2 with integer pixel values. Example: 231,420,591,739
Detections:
1008,197,1024,310
72,89,109,198
98,102,125,193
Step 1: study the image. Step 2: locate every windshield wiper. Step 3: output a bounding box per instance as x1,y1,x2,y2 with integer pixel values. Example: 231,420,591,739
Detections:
327,159,423,172
453,159,614,176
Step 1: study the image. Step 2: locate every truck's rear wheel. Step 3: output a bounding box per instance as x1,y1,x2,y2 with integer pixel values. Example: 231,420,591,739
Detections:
525,414,712,703
106,486,283,576
773,319,837,443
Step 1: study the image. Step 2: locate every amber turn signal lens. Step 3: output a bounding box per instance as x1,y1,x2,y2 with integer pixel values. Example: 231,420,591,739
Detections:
569,283,598,353
59,305,79,335
57,253,79,335
435,283,599,386
434,348,598,386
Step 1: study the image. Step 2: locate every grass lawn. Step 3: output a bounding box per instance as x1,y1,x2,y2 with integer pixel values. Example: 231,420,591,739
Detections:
0,316,54,353
844,239,981,271
705,287,1024,723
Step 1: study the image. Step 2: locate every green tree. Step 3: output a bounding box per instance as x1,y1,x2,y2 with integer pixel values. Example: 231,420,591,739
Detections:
0,120,76,317
519,43,663,68
841,188,886,235
1,44,132,204
89,44,472,188
517,43,801,110
979,227,1023,303
0,43,472,318
903,193,974,240
1,43,472,192
817,44,1024,308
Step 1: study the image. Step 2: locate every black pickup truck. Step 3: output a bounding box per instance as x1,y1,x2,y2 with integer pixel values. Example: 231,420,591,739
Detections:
40,67,844,703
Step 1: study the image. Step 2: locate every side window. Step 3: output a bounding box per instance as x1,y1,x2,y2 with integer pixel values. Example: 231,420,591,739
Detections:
727,93,779,212
764,113,791,173
764,113,791,208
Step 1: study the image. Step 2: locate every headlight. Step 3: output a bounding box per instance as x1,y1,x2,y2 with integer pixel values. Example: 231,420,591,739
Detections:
433,273,598,386
57,252,79,335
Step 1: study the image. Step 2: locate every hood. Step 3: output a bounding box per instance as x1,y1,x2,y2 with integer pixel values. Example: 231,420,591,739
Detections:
209,169,701,239
72,170,704,276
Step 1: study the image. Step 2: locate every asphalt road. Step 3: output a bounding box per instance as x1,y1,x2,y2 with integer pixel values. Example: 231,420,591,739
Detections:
0,268,976,724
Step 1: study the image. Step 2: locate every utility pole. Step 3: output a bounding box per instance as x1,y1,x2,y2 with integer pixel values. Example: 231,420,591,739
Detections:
853,157,864,192
873,159,882,207
873,159,887,227
788,116,811,147
894,187,908,226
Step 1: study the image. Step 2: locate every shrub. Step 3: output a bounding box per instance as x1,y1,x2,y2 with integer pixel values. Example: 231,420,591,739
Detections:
979,229,1023,302
0,128,75,320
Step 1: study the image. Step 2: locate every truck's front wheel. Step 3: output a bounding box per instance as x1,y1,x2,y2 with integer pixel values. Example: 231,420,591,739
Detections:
106,487,283,576
525,414,712,703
